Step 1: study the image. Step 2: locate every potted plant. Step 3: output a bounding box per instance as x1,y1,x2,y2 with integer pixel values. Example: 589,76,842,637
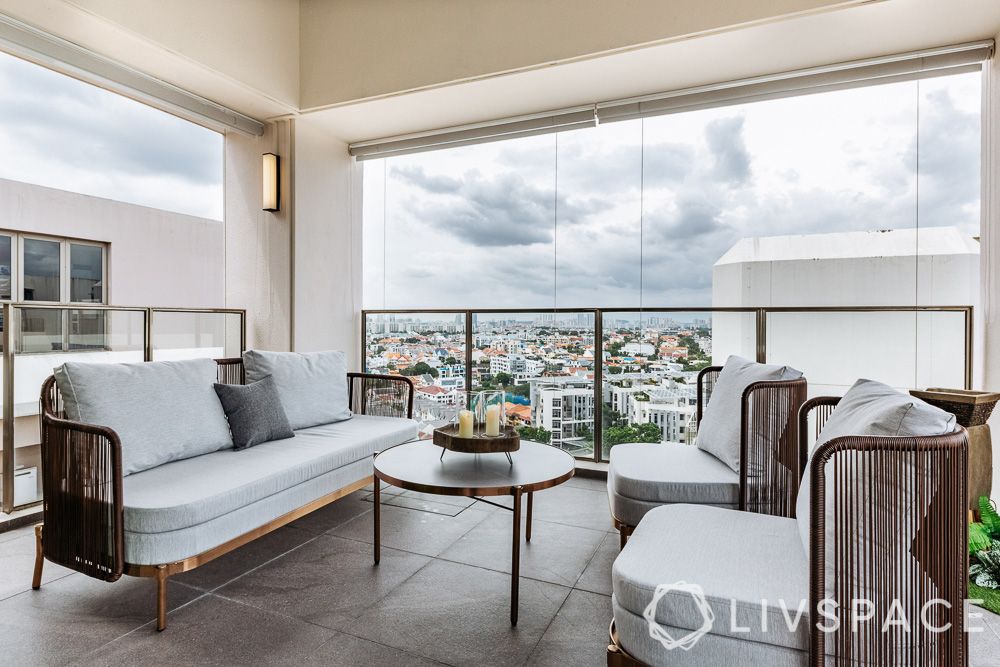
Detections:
969,496,1000,614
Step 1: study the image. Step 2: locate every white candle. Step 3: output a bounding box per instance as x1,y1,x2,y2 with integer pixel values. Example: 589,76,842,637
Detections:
458,409,474,438
485,404,501,437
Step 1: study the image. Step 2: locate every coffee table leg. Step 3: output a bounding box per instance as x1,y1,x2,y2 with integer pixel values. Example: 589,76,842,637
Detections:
374,477,381,565
511,486,522,626
526,492,533,543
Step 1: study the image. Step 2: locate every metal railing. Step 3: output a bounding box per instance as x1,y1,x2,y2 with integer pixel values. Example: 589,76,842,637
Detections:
0,304,246,512
362,306,974,463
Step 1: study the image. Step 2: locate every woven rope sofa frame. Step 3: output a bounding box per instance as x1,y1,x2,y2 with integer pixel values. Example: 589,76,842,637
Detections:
30,357,415,631
612,366,808,545
607,397,969,667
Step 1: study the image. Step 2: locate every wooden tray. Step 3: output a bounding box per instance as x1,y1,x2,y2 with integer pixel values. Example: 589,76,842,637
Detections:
432,424,521,454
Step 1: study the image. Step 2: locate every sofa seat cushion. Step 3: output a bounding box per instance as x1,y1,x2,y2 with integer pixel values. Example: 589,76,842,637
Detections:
608,443,739,525
123,415,417,535
613,504,808,651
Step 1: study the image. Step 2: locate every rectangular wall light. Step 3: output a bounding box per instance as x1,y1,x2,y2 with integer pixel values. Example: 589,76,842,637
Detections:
262,153,280,211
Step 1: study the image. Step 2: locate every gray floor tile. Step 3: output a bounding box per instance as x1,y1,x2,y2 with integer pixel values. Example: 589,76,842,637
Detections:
77,594,334,667
529,589,613,666
174,525,317,591
0,573,202,666
331,502,491,557
574,531,619,597
0,523,36,544
214,534,431,632
396,489,479,509
345,559,571,667
970,618,1000,667
0,532,75,601
439,513,606,587
563,475,608,492
526,484,615,532
288,491,372,534
303,630,446,666
374,493,471,517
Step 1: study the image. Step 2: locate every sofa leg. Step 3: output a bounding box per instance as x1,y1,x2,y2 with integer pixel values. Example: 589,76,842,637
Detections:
155,565,168,631
619,527,628,551
31,524,44,590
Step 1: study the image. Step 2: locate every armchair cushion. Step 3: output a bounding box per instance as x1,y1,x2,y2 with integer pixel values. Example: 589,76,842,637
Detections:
608,443,739,526
794,378,957,556
54,358,233,475
243,349,352,429
613,504,808,657
695,355,803,473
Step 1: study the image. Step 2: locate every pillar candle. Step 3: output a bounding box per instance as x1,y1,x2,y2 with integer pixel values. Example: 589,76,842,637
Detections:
485,404,501,437
458,409,474,438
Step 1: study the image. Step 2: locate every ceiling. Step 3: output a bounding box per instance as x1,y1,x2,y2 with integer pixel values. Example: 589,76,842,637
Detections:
303,0,1000,144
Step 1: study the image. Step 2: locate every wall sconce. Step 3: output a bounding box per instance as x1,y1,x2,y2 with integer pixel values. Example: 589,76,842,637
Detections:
262,152,280,211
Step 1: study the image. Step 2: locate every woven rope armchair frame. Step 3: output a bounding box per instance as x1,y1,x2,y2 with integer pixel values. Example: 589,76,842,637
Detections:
608,397,969,667
33,359,415,631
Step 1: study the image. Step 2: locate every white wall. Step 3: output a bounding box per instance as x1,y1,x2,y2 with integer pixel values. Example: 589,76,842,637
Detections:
292,117,362,366
0,177,224,306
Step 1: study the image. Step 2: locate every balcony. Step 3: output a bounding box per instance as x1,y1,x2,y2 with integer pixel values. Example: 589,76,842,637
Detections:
364,305,973,462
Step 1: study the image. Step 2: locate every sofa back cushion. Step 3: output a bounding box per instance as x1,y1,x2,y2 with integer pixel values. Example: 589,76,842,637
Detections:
55,358,234,475
695,355,803,473
243,350,351,430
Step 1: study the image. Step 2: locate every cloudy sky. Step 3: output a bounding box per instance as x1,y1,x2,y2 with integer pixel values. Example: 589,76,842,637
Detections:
0,51,223,220
364,71,980,310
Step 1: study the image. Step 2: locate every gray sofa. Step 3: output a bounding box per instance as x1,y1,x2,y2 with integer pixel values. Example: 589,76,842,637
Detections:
31,352,417,631
608,379,968,667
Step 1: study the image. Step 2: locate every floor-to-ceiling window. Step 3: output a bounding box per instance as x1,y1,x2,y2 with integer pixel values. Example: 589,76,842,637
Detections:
362,69,981,459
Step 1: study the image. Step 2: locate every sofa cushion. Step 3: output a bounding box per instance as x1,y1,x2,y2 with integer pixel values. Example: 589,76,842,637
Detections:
55,358,233,476
613,504,809,652
214,376,294,450
608,443,739,525
123,415,417,534
695,356,803,473
794,378,957,557
243,350,351,429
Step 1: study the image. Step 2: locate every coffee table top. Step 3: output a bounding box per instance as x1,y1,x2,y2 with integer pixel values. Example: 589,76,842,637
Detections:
373,439,575,497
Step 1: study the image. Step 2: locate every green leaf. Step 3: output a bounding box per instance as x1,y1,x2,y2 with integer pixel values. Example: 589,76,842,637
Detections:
979,496,1000,539
970,522,993,554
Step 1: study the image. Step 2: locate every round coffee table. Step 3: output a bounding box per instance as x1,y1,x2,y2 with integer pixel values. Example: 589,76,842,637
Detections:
372,439,575,626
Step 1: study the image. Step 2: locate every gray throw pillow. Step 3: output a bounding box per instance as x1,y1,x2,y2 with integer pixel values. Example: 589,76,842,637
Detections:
214,376,295,450
695,355,803,473
55,358,234,475
242,350,352,430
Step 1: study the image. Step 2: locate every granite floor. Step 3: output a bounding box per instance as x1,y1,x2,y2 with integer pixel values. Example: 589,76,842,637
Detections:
0,475,997,666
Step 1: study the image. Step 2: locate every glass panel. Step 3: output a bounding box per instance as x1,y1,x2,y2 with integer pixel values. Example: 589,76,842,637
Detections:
0,234,11,300
70,244,104,303
365,312,466,435
22,238,61,302
764,309,968,397
0,51,224,220
601,310,756,460
473,312,595,458
379,134,557,308
8,307,145,508
150,311,242,360
555,122,642,307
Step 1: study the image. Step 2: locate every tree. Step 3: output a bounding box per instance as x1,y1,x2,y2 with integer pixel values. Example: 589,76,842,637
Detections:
401,361,438,378
511,383,531,398
604,422,662,447
445,356,458,365
517,425,551,444
494,372,512,387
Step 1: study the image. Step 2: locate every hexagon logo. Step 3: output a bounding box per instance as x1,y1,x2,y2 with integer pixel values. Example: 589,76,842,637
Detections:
642,581,715,651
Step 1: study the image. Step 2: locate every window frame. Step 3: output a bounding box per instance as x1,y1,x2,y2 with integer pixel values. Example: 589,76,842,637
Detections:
2,231,109,305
